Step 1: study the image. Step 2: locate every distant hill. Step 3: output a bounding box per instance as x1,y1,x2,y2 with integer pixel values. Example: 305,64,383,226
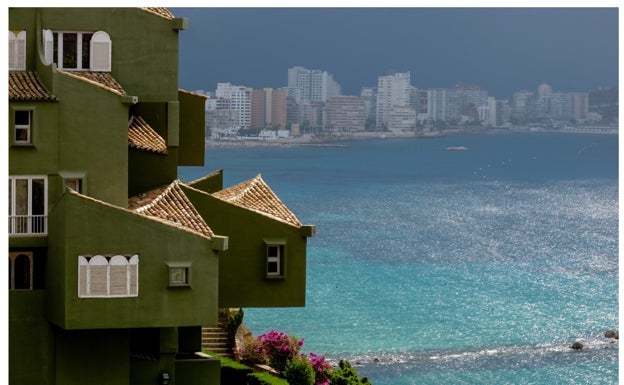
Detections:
589,86,618,123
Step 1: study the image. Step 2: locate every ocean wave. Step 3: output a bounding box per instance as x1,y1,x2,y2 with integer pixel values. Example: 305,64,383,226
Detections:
329,334,618,373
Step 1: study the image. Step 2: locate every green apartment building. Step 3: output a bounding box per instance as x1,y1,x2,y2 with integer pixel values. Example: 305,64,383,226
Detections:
8,8,314,385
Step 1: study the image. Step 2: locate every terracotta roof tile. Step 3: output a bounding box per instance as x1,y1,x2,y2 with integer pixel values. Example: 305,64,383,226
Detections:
141,7,175,19
9,71,56,101
128,115,168,154
58,70,126,95
213,174,302,227
129,181,214,239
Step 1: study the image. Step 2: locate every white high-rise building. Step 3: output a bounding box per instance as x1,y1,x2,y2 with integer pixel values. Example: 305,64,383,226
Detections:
427,88,460,123
215,82,251,129
287,66,341,103
376,71,411,129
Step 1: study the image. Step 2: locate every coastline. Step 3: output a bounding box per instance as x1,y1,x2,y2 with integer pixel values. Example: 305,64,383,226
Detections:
206,126,617,148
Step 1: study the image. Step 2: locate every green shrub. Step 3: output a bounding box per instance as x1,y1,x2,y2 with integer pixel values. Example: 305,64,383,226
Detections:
328,360,371,385
247,372,289,385
284,356,315,385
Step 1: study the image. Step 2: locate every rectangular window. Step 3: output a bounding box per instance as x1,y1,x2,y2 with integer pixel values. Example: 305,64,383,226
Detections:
9,176,47,236
14,110,32,144
266,244,285,278
53,31,93,70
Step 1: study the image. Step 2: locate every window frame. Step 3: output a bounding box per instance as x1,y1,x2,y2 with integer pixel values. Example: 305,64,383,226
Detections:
60,171,87,195
78,254,139,298
9,251,34,290
64,178,82,193
167,263,191,288
8,175,48,236
50,30,111,71
264,239,287,279
13,109,33,145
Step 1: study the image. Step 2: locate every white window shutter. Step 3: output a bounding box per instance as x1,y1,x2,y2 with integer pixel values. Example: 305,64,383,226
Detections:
8,31,16,70
129,255,139,296
90,31,111,72
42,29,53,65
16,31,26,70
78,256,89,297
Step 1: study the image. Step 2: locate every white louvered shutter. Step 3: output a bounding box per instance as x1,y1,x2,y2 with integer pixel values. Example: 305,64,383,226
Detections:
42,29,53,65
16,31,26,70
8,31,16,70
90,31,111,72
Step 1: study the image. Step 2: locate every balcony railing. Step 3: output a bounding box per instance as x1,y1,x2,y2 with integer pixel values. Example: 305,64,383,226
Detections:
9,215,47,236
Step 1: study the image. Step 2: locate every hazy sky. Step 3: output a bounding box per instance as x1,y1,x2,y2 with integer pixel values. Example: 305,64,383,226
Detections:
172,7,619,99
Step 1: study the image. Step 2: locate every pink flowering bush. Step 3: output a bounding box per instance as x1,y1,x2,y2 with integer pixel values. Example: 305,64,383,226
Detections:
234,338,267,366
307,352,332,385
233,329,367,384
257,330,304,373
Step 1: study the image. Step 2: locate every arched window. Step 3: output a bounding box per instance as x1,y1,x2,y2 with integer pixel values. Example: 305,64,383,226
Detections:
9,252,33,290
78,254,139,298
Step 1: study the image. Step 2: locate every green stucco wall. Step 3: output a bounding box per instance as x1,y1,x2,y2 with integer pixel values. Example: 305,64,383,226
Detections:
33,8,182,101
9,291,54,385
187,170,224,194
8,102,59,175
55,72,130,207
181,186,308,308
178,90,207,166
175,355,221,385
47,191,220,329
128,148,178,198
55,329,130,385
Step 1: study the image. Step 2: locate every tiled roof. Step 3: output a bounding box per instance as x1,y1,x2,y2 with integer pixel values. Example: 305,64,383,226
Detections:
58,70,126,95
213,175,302,227
9,71,56,101
129,181,214,239
128,115,168,154
141,7,175,19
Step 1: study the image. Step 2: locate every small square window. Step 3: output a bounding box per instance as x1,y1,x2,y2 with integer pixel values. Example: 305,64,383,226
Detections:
14,110,32,144
64,178,82,193
266,244,284,278
169,266,189,287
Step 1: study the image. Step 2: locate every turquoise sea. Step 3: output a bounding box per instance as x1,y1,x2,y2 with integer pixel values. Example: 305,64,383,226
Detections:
181,132,619,384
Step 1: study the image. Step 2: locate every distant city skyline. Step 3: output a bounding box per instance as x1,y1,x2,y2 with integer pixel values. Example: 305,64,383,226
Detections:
172,7,618,99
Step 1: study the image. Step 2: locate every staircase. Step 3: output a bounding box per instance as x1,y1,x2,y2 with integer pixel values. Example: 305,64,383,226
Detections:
202,312,233,357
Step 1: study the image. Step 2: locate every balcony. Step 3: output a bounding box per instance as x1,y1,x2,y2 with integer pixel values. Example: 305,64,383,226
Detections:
9,215,47,236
